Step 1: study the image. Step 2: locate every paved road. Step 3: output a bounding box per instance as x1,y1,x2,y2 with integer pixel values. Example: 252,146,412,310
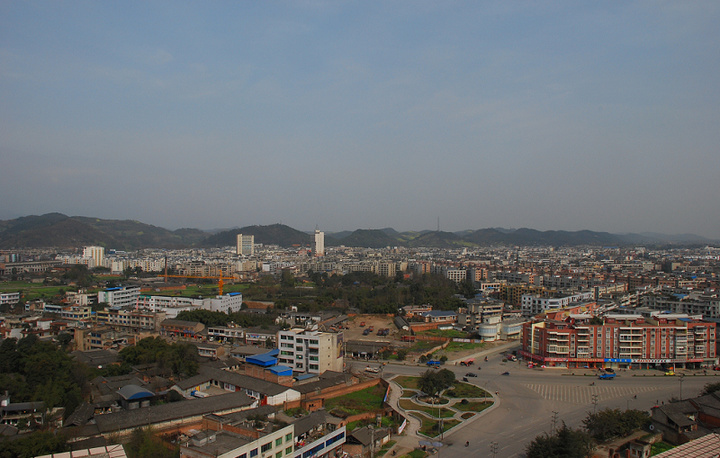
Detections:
379,346,718,457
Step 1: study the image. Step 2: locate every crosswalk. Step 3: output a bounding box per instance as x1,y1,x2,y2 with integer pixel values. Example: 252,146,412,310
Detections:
523,383,659,405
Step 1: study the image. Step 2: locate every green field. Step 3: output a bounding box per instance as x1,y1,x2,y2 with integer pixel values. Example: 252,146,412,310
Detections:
324,384,387,417
415,413,461,437
418,329,467,338
393,376,421,390
443,341,484,352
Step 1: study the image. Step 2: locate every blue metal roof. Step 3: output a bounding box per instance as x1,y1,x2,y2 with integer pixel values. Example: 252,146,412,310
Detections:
295,373,315,381
246,352,278,367
229,292,242,296
267,365,293,376
105,287,122,291
117,385,154,401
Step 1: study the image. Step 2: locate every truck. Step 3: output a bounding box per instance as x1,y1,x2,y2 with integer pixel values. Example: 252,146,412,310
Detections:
460,359,474,366
598,373,616,380
426,360,442,367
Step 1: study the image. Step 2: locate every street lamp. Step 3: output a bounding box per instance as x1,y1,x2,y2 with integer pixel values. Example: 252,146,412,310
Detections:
679,374,685,401
592,394,599,414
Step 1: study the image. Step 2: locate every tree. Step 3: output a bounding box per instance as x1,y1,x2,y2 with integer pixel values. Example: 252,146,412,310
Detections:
418,369,455,398
582,408,649,442
701,382,720,396
526,423,594,458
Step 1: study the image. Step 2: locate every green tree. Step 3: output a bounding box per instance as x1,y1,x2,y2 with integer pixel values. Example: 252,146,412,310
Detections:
526,423,594,458
124,427,179,458
582,408,649,442
701,382,720,395
418,369,455,397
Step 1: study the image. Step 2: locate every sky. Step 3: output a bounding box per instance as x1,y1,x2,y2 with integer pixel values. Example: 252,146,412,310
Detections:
1,1,719,238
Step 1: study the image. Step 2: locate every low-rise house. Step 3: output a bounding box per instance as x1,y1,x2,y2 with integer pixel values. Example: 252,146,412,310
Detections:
172,366,301,406
160,319,205,339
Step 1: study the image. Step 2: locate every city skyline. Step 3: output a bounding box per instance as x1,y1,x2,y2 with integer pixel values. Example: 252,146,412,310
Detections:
1,2,719,238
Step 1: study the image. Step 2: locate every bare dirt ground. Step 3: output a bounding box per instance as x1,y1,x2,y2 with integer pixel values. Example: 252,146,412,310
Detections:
345,315,400,343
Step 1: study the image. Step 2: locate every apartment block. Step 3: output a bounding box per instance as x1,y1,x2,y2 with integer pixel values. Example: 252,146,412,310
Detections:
521,291,595,317
276,329,343,374
98,286,141,308
521,314,717,369
95,308,166,332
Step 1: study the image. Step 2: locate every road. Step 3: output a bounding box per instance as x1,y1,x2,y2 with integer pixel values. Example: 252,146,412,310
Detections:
376,347,718,457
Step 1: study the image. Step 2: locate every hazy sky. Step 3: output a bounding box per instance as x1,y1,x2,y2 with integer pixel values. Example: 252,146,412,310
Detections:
2,2,719,237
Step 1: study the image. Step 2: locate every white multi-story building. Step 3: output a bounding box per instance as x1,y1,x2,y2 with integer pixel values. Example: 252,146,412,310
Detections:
82,246,105,268
314,230,324,257
236,234,255,256
521,291,595,317
97,286,141,308
0,292,20,306
277,329,343,374
136,292,243,318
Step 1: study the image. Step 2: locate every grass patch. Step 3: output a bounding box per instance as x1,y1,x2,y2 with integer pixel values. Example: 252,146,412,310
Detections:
650,442,674,455
410,341,440,353
446,382,490,398
454,401,492,412
324,384,386,417
377,440,397,456
444,341,485,352
284,407,308,418
398,399,456,418
394,376,420,390
419,329,467,339
416,413,461,437
399,450,427,458
460,412,475,419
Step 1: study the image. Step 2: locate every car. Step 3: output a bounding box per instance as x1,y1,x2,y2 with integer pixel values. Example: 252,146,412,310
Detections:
599,373,616,380
362,329,370,335
714,366,720,371
359,322,365,327
462,377,468,382
604,368,615,373
501,371,510,376
465,373,477,377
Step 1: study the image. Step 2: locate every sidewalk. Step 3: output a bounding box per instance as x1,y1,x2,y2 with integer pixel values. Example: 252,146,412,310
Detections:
384,379,422,457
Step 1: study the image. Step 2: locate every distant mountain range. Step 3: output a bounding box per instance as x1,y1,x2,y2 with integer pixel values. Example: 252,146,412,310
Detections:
0,213,716,250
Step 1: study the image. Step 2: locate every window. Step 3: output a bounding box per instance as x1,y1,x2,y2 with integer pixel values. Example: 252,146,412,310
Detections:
286,433,292,442
276,452,282,458
285,446,293,454
236,454,247,458
276,438,282,447
261,442,272,453
250,449,258,458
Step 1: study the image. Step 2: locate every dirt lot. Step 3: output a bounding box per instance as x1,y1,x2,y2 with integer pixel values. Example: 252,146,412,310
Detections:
345,315,401,343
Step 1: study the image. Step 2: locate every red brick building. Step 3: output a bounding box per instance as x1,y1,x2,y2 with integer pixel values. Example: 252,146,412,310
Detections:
521,314,717,370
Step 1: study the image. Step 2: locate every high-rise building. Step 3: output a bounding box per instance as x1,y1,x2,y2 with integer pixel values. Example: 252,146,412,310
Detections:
314,229,325,257
82,246,105,268
236,234,254,256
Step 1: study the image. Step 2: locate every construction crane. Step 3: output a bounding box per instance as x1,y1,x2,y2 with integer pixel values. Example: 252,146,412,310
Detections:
160,274,235,296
